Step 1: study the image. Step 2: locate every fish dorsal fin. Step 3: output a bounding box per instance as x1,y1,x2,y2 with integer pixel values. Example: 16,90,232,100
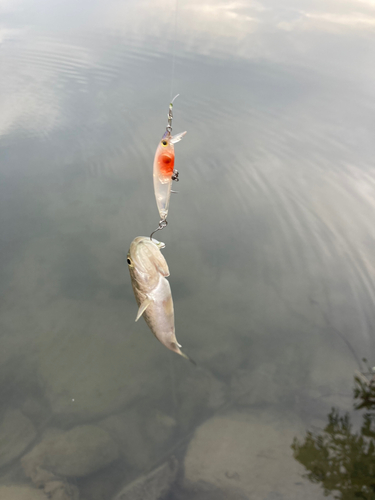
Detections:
135,297,153,321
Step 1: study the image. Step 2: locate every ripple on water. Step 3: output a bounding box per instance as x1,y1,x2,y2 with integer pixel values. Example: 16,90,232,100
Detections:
1,21,375,363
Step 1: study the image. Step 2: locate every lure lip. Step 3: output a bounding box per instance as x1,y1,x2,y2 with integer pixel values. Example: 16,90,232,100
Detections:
170,131,187,144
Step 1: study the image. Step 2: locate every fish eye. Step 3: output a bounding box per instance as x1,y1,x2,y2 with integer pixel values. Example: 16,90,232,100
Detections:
127,257,132,266
161,140,168,146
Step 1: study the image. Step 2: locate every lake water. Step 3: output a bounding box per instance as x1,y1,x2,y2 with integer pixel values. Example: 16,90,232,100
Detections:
1,1,375,499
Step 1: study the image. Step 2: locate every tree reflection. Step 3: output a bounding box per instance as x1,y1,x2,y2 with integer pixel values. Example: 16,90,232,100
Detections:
292,362,375,500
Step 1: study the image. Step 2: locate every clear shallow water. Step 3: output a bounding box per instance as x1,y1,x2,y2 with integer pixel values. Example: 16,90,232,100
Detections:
1,0,375,498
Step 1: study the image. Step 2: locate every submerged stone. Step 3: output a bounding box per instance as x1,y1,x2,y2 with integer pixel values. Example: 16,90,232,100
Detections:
113,458,178,500
99,408,177,475
0,486,48,500
22,424,119,481
99,410,154,471
36,301,168,424
183,410,327,500
0,409,36,468
176,369,226,432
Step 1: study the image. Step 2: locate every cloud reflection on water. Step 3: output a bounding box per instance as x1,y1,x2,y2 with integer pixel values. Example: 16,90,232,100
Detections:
0,0,374,387
1,0,374,140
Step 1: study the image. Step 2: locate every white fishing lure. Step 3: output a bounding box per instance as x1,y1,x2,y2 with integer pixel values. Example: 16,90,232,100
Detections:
153,96,186,221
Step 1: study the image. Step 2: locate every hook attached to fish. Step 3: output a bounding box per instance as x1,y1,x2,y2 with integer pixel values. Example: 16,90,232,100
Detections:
150,219,168,240
151,95,186,239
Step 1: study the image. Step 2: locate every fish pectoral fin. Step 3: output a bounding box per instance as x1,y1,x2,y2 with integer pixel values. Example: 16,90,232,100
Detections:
135,298,153,321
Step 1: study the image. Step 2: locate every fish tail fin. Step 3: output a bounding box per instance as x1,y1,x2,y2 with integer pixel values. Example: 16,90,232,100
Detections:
171,342,197,366
178,349,197,366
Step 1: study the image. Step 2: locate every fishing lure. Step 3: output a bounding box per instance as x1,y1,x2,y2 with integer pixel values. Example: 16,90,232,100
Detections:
153,95,186,223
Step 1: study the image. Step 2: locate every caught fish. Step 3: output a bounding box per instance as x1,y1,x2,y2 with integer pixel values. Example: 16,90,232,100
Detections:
153,96,186,221
127,236,192,362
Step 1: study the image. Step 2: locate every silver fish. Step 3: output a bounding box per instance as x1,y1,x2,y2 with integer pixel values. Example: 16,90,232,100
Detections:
127,236,192,362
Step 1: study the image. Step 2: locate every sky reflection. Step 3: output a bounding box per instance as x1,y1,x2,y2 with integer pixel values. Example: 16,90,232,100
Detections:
1,0,374,141
1,7,375,498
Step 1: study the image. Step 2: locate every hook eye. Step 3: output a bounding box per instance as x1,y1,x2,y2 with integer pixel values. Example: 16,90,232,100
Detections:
150,219,168,240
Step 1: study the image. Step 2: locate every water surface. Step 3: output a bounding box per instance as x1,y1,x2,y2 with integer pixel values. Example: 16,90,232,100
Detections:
1,0,375,498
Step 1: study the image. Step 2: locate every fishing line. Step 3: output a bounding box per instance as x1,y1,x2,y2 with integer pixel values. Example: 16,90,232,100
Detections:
169,0,179,101
149,0,185,242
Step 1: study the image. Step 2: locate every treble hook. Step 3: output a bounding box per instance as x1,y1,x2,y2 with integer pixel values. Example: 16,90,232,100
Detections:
150,218,168,240
171,169,179,182
166,94,180,133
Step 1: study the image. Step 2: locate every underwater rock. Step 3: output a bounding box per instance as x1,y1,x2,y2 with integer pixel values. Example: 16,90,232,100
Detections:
22,424,119,481
98,410,154,471
183,410,327,500
21,396,51,430
176,369,226,432
0,485,48,500
173,483,249,500
230,363,281,407
77,459,129,500
113,457,178,500
199,335,250,380
99,408,176,473
143,409,177,450
0,409,36,468
307,341,357,400
36,301,168,424
43,480,79,500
